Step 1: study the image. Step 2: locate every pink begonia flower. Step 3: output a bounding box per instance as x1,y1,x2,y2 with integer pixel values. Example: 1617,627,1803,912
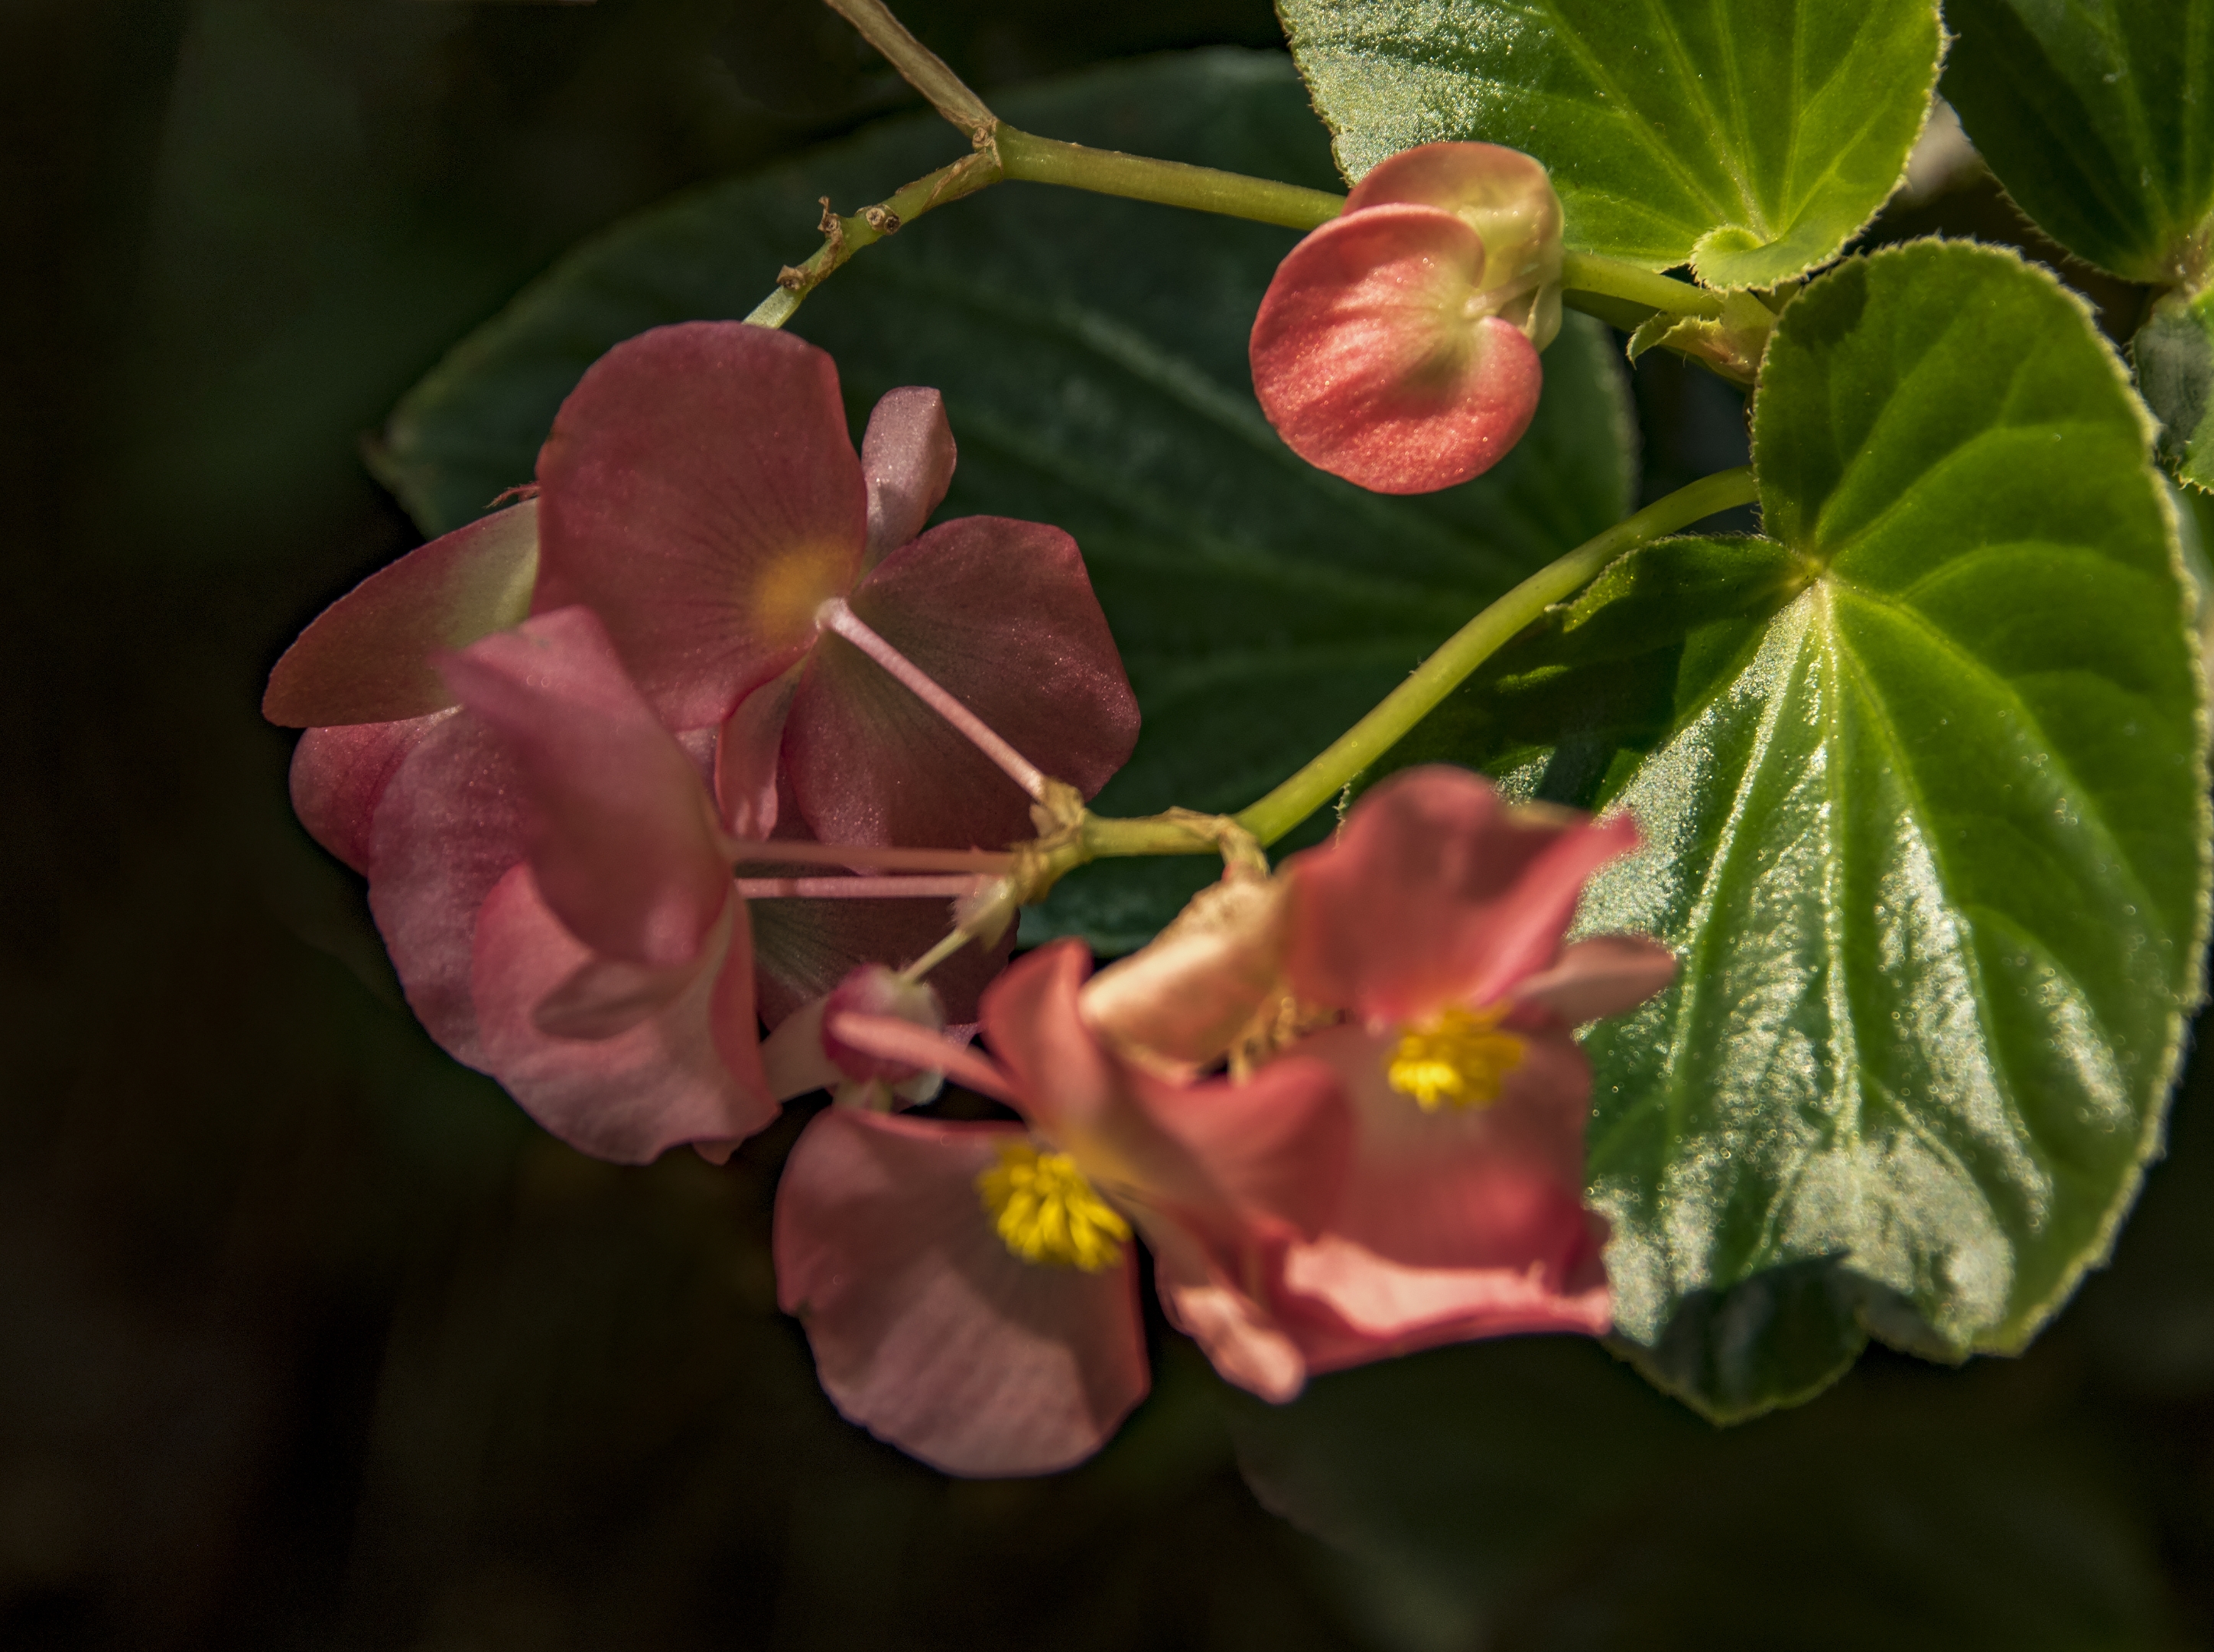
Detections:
360,604,776,1164
530,320,1139,857
271,328,1128,1024
1250,142,1565,495
774,940,1351,1475
1265,765,1674,1367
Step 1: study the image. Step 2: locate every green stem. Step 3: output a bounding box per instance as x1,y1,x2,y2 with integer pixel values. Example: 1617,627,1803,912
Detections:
1231,465,1760,847
1560,251,1725,319
745,149,1003,328
822,0,996,139
995,128,1344,232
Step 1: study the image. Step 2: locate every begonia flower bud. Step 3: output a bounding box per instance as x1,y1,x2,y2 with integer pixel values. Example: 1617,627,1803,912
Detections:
1250,142,1565,496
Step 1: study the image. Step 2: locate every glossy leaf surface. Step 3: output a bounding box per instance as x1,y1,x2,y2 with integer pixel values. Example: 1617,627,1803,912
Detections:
1943,0,2214,286
375,50,1637,951
1377,240,2206,1416
1275,0,1943,288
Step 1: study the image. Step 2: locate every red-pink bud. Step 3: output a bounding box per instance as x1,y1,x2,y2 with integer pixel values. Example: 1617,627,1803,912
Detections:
1250,143,1564,495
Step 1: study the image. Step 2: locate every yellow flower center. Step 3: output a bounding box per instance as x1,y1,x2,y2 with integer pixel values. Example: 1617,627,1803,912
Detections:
1386,1004,1526,1111
976,1141,1130,1272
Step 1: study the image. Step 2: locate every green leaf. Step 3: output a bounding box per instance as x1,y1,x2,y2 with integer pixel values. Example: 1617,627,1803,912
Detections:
1378,239,2208,1417
374,49,1637,952
1942,0,2214,287
2136,286,2214,490
1274,0,1943,288
1226,1338,2183,1650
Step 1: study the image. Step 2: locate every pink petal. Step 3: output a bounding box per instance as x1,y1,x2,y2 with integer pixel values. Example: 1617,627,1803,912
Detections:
532,322,867,730
761,998,844,1102
263,501,541,728
1515,934,1676,1027
1250,204,1543,494
289,712,452,874
1142,1216,1309,1403
861,386,957,567
749,889,1016,1029
439,607,733,971
1273,1023,1611,1368
774,1107,1149,1476
783,515,1139,851
983,941,1350,1239
366,714,532,1067
821,964,946,1085
470,863,772,1164
1284,766,1639,1023
1078,873,1291,1071
1344,143,1562,301
715,665,800,839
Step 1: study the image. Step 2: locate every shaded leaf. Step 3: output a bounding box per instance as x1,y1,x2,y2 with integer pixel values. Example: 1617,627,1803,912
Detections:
1943,0,2214,286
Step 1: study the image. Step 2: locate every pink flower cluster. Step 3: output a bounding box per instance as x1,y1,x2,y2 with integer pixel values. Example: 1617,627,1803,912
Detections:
270,311,1671,1481
268,320,1138,1157
778,766,1670,1473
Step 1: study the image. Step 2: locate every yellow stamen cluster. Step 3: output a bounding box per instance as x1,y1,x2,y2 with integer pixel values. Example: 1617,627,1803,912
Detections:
1386,1004,1526,1111
976,1141,1130,1272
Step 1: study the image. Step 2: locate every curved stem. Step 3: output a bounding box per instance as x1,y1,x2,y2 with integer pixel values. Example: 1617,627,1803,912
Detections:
995,128,1345,232
1560,251,1725,318
1232,465,1760,847
822,0,996,138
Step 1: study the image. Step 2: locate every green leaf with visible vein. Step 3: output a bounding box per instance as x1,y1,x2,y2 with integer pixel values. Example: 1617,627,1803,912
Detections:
373,49,1637,953
1376,239,2207,1418
1273,0,1943,288
1943,0,2214,287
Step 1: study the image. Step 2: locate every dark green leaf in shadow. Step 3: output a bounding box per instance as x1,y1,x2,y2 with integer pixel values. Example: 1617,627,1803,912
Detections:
1942,0,2214,287
374,50,1639,952
1274,0,1943,288
1227,1338,2180,1651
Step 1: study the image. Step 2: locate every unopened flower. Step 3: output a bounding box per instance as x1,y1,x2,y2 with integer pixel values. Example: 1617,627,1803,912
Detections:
772,940,1350,1475
1250,143,1564,494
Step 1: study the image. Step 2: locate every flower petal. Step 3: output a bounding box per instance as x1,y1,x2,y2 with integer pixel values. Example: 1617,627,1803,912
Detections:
289,712,453,874
532,322,866,730
1250,204,1543,494
1344,142,1563,346
263,501,540,728
1285,766,1639,1023
1273,1023,1610,1367
1515,933,1676,1027
440,606,732,971
1079,873,1291,1070
784,515,1139,851
861,386,957,567
366,714,531,1067
471,863,772,1164
984,941,1350,1238
1142,1216,1309,1403
715,666,800,839
775,1107,1149,1477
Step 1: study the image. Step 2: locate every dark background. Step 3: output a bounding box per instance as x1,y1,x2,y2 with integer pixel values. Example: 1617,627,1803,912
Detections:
2,2,2209,1647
